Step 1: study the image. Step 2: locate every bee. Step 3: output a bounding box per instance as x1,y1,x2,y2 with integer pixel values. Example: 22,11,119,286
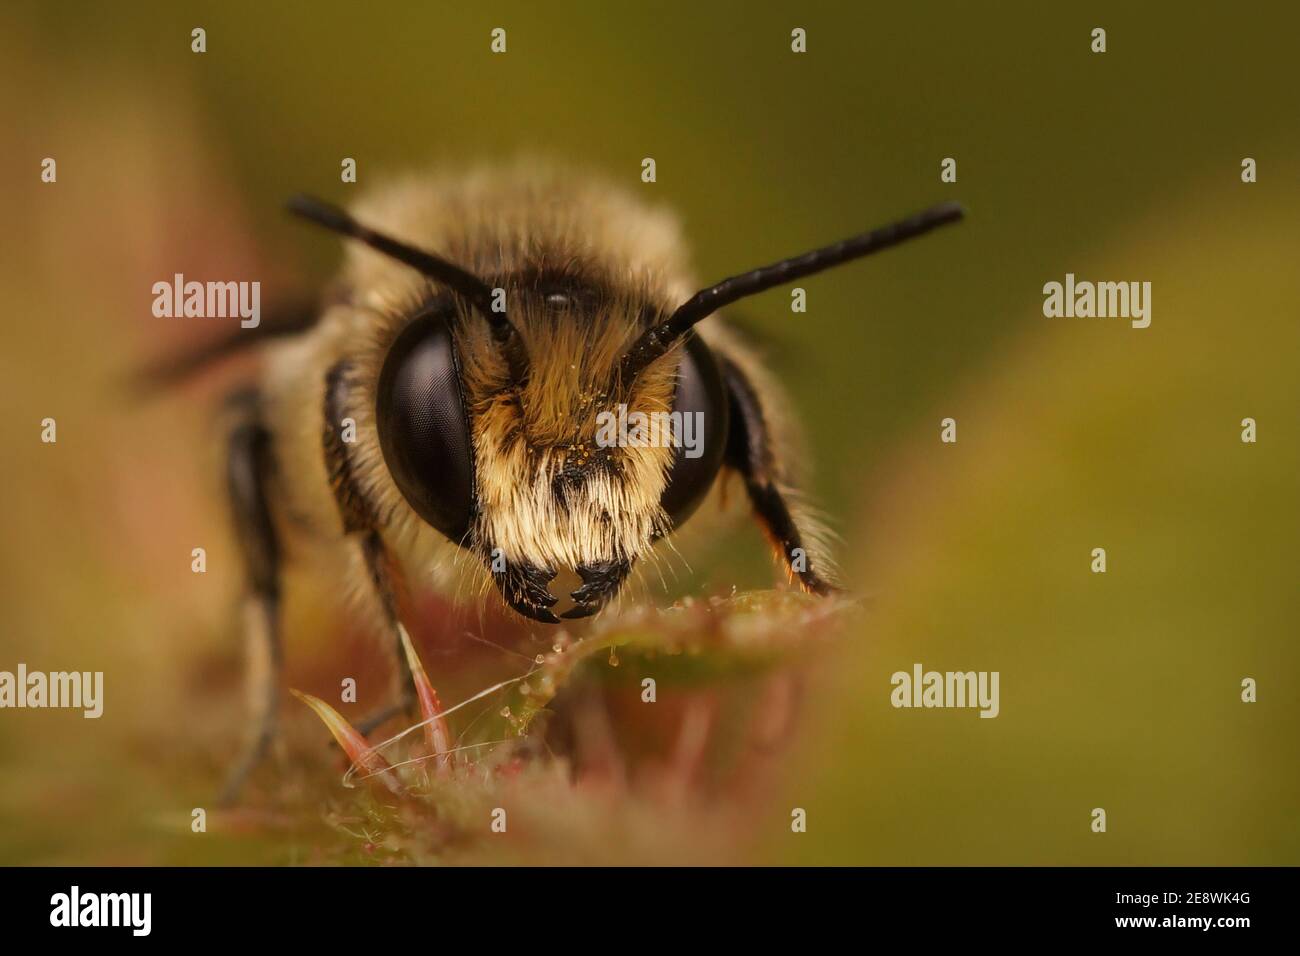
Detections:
145,164,962,798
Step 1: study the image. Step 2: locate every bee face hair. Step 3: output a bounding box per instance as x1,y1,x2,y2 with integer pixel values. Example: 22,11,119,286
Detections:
282,167,963,621
368,265,720,622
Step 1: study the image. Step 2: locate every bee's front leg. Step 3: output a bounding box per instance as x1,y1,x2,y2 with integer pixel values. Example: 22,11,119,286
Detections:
351,530,417,735
323,361,416,735
718,357,839,596
218,398,283,806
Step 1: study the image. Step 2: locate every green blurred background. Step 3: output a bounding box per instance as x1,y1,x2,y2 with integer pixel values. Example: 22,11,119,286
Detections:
0,1,1295,864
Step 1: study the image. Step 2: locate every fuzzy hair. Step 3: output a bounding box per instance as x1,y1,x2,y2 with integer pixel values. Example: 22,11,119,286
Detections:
259,161,834,620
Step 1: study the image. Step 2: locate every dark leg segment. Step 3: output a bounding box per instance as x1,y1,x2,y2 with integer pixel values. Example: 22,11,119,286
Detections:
323,361,415,734
218,407,283,805
719,358,838,595
352,530,416,735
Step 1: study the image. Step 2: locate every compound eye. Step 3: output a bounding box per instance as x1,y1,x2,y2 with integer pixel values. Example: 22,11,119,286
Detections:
376,307,474,543
659,333,730,529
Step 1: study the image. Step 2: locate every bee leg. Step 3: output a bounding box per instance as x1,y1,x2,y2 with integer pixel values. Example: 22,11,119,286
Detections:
217,410,283,806
322,361,415,734
719,358,839,596
352,531,417,735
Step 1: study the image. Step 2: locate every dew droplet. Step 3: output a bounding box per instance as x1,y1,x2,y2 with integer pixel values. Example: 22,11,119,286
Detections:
534,653,545,664
500,706,512,718
608,648,619,667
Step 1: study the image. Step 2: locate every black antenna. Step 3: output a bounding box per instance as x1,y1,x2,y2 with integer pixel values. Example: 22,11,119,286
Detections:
286,194,519,349
620,200,966,381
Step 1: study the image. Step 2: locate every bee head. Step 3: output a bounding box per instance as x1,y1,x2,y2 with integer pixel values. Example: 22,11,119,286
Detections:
290,189,963,624
376,279,729,622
